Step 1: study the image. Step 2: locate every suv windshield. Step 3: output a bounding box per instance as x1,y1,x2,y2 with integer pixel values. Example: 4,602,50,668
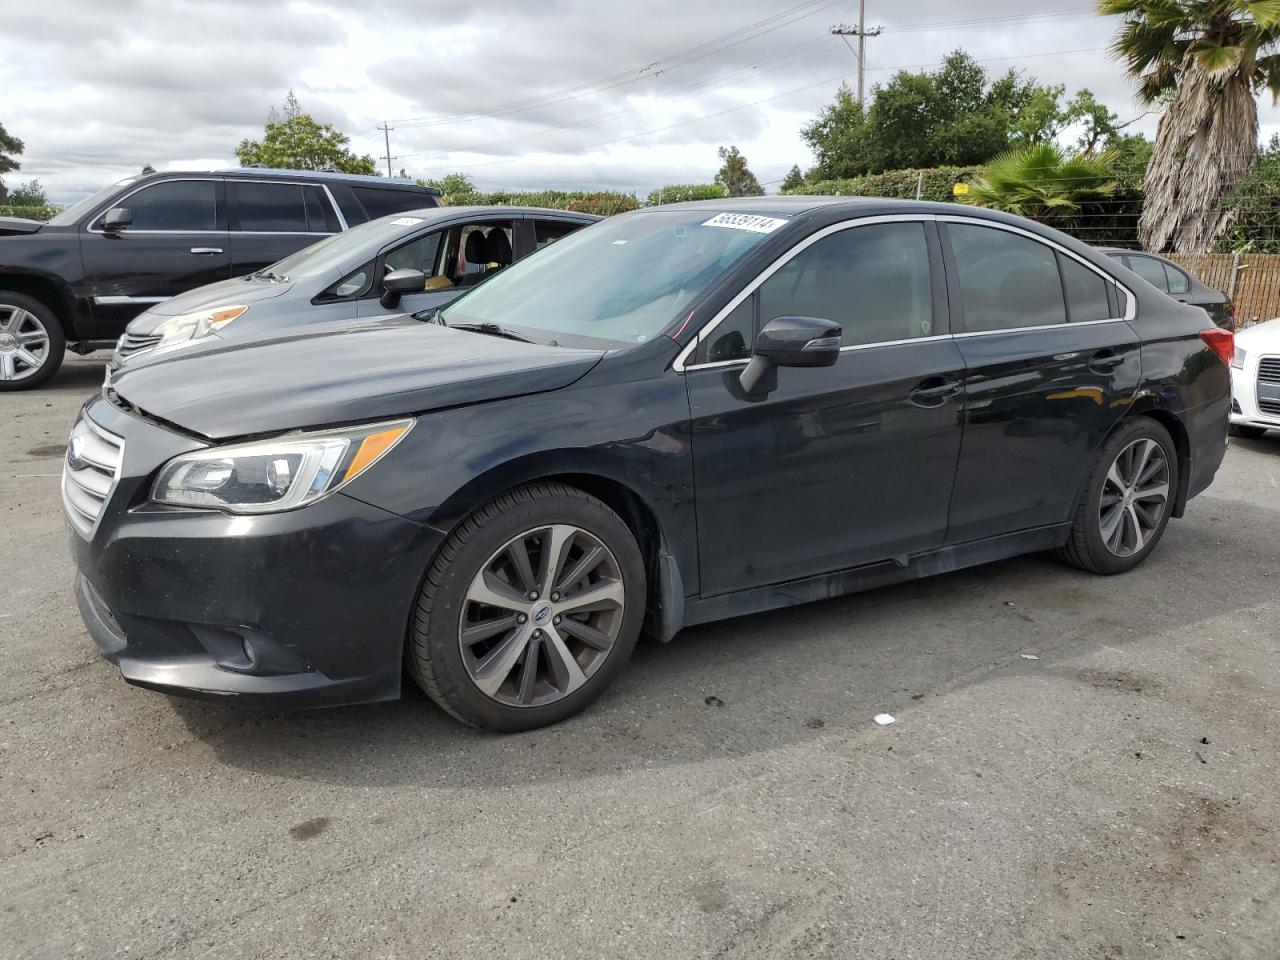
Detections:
263,212,438,280
48,177,141,226
439,210,781,347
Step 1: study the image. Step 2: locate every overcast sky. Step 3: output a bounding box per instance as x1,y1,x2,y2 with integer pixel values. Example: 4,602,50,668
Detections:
5,0,1280,204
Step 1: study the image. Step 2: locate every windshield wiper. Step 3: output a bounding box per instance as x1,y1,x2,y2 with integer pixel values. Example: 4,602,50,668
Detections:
448,322,535,344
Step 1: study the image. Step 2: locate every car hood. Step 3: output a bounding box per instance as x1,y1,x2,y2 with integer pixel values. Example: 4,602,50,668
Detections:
0,216,44,236
131,276,298,327
1235,316,1280,347
110,315,606,440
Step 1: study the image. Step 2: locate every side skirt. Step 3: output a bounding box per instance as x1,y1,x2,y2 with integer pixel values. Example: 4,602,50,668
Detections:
679,523,1071,630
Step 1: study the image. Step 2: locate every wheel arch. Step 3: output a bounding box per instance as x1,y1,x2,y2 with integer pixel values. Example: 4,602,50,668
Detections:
0,273,77,340
1115,400,1193,518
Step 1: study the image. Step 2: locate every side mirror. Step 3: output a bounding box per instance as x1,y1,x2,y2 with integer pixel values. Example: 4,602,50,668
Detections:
740,316,842,395
101,207,132,233
380,268,426,309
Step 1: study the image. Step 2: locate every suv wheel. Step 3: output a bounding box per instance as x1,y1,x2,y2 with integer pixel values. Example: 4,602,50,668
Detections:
1056,418,1178,575
0,293,65,390
408,482,646,731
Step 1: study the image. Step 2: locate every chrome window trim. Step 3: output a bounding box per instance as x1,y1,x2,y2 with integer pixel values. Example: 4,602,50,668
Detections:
86,177,223,235
224,178,348,233
93,295,171,305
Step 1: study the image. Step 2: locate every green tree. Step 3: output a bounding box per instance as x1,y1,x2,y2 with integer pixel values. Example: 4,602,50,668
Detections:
714,145,764,197
800,84,872,180
0,121,24,197
8,180,46,206
1063,89,1121,154
780,165,805,193
958,142,1118,227
419,172,477,200
235,92,378,175
1101,0,1280,253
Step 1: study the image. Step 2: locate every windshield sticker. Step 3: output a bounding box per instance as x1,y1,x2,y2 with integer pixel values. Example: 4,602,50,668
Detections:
701,213,788,234
391,217,424,226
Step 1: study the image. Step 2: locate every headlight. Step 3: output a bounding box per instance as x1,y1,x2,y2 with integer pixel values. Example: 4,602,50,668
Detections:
152,304,249,350
1231,346,1247,369
151,419,413,513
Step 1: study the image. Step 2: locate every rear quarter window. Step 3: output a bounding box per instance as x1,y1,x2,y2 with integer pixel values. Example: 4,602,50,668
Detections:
353,188,439,220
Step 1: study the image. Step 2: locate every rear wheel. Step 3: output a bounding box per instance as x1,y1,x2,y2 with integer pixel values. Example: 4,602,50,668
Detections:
408,482,646,731
1230,424,1268,440
1056,418,1178,575
0,292,65,391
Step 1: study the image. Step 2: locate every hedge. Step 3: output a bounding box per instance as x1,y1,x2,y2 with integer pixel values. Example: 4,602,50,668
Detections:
441,190,638,216
645,183,727,205
0,204,56,221
786,166,983,202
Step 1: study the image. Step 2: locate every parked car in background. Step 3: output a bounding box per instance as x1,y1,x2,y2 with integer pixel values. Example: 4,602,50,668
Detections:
110,206,598,369
1101,248,1234,328
0,168,440,389
67,198,1231,732
1229,316,1280,439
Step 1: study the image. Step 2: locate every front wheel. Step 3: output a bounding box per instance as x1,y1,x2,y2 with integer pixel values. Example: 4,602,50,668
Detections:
0,293,65,391
408,483,646,731
1056,418,1179,575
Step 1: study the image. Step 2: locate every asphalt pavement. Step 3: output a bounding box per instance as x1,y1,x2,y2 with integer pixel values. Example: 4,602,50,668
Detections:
3,356,1279,960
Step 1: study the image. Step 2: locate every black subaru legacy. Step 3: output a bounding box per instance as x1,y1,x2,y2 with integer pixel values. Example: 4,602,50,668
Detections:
65,197,1232,732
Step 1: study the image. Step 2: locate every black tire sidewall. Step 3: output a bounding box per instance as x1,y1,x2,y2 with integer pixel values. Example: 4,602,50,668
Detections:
1079,419,1179,574
0,292,66,391
414,488,646,732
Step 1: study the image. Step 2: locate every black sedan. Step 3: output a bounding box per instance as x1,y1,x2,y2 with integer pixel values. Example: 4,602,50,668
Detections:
67,198,1232,731
111,205,598,367
1101,248,1234,329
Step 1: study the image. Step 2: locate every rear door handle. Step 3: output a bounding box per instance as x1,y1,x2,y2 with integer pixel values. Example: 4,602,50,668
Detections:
190,247,223,255
909,377,961,407
1088,350,1126,373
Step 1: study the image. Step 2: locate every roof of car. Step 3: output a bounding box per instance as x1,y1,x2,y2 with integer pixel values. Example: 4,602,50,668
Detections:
208,167,432,189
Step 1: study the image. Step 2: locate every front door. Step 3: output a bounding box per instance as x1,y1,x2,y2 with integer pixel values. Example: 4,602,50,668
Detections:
686,219,965,596
78,178,231,337
940,219,1142,543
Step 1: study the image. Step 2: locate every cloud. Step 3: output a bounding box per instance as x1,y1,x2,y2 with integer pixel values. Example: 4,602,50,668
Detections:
5,0,1280,204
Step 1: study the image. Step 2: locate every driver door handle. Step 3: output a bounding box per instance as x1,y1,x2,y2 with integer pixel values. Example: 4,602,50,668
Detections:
909,377,961,407
1088,349,1126,373
190,247,223,255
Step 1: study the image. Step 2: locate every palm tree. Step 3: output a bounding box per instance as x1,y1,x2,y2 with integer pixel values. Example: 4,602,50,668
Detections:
958,143,1119,227
1100,0,1280,253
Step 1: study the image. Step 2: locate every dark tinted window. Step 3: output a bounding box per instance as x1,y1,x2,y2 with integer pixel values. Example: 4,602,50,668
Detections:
694,298,754,364
535,220,583,249
1164,263,1191,295
758,222,934,346
354,187,436,219
1058,253,1113,323
1126,254,1170,292
303,185,340,232
950,224,1065,330
110,180,218,231
232,182,309,232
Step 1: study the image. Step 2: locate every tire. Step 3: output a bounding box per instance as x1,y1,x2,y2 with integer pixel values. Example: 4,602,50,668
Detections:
0,292,65,391
1229,424,1268,440
1056,417,1179,575
408,482,646,731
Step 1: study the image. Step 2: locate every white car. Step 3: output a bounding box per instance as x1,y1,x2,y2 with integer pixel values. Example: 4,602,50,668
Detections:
1231,317,1280,439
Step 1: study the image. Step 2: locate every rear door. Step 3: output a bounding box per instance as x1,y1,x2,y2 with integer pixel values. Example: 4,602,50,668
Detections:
79,178,231,335
685,217,965,596
225,180,341,277
940,218,1140,543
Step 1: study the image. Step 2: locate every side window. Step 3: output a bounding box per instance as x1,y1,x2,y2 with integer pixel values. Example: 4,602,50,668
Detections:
694,298,754,365
1164,263,1191,295
949,224,1066,331
1126,254,1171,293
384,231,444,278
535,220,582,249
353,187,435,219
302,186,340,233
1058,254,1113,323
446,222,515,287
757,222,934,347
103,180,218,231
324,264,373,300
232,182,310,232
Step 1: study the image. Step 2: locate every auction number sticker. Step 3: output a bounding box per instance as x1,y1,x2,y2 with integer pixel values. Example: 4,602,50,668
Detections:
391,217,424,226
701,213,788,234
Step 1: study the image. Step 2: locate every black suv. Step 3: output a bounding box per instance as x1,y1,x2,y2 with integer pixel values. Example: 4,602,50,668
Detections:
0,168,440,389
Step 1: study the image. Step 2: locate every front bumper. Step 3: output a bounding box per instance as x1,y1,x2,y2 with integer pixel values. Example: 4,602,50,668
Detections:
65,396,440,708
1230,356,1280,431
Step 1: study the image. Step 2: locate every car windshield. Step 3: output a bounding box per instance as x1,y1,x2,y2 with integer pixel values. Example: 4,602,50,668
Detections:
264,213,439,280
47,177,141,226
439,209,780,347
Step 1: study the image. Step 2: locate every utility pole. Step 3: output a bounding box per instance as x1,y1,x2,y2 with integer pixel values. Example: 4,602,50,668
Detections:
831,0,882,106
377,122,395,177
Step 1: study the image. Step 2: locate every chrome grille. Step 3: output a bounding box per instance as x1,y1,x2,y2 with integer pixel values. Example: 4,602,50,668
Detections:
115,332,162,359
1260,356,1280,416
61,415,124,539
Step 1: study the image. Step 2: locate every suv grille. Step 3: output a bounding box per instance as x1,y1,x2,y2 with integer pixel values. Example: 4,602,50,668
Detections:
116,332,162,359
1260,356,1280,416
61,415,124,539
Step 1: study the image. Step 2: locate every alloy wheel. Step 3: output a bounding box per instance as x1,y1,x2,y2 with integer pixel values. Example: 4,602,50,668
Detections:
459,524,625,707
1098,437,1171,558
0,306,51,382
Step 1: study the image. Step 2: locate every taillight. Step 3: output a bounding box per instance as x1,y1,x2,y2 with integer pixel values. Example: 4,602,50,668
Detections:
1200,327,1234,366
